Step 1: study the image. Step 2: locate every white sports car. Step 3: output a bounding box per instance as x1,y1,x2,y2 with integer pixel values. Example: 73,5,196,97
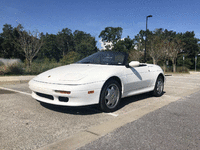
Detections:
29,51,165,112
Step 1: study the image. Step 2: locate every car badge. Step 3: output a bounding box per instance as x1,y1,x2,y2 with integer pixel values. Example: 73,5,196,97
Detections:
48,75,51,78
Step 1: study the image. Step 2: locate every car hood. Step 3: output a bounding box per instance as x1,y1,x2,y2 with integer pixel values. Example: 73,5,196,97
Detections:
32,64,123,85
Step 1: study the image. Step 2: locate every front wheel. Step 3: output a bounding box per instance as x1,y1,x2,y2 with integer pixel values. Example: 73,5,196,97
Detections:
153,76,164,97
99,80,121,112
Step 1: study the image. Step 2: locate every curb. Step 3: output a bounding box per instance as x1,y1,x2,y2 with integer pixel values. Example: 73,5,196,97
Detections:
0,76,35,85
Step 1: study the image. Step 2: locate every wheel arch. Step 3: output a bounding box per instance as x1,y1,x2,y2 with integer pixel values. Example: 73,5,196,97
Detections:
158,73,165,83
100,76,123,100
105,76,122,90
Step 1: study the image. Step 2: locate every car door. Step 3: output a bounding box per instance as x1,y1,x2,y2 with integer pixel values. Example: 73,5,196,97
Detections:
123,65,153,94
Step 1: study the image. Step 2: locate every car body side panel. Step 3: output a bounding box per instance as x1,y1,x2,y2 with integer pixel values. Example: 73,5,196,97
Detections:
121,65,154,97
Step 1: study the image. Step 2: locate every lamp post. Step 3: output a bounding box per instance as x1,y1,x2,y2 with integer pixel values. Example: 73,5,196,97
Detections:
144,15,153,63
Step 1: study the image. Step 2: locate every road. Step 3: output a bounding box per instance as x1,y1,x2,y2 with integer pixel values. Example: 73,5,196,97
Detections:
0,72,200,150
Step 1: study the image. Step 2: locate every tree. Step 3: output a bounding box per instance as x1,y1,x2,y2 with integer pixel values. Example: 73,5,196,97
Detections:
60,51,80,65
99,27,123,49
0,24,24,59
148,29,166,65
39,33,61,61
0,36,4,57
19,30,43,67
57,28,74,57
134,30,146,52
180,31,199,69
113,36,134,53
149,34,165,64
13,24,24,59
166,36,184,72
73,30,98,59
0,24,15,58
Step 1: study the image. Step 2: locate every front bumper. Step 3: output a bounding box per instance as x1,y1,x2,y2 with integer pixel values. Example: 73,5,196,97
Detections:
29,79,104,106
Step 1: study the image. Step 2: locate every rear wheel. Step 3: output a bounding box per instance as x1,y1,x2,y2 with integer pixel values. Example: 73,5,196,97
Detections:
153,76,164,97
99,80,121,112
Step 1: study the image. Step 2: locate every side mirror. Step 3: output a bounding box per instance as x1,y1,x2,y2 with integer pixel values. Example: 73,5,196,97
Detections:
129,61,140,67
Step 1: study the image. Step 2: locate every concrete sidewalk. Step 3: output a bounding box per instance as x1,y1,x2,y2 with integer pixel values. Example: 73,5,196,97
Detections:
0,75,35,85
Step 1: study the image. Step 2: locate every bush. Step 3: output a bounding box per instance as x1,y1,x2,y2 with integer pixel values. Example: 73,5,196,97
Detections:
176,66,189,73
0,61,4,66
24,58,61,75
161,65,189,73
0,63,24,75
60,51,80,65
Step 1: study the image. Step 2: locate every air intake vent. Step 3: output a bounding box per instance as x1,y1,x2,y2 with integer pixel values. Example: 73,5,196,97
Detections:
58,97,69,102
36,92,54,100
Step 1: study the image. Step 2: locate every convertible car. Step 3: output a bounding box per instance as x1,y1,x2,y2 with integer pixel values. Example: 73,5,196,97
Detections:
29,51,165,112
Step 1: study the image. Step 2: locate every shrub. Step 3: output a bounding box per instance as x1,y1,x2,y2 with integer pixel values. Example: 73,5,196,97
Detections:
0,63,24,75
60,51,80,65
161,65,189,73
0,61,4,66
24,58,61,75
176,66,189,73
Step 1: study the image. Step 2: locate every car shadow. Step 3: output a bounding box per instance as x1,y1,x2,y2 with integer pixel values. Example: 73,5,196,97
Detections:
40,102,101,115
118,91,166,111
39,91,166,115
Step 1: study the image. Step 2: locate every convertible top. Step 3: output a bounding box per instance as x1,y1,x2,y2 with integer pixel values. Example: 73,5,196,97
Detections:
77,51,129,66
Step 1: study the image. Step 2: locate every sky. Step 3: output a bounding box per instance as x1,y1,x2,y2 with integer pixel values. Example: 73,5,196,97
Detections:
1,0,200,49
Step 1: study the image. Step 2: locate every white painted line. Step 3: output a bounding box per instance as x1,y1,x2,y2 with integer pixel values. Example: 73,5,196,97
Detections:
0,86,32,96
85,107,118,117
107,112,119,117
166,81,200,86
165,85,197,89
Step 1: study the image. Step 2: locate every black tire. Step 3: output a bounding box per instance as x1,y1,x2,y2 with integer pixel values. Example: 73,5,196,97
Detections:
153,76,164,97
99,79,121,112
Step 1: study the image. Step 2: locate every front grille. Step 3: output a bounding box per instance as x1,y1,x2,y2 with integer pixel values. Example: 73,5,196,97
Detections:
58,97,69,102
36,92,54,100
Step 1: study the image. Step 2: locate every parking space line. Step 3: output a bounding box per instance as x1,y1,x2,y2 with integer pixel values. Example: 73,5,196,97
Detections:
84,106,118,117
0,86,32,96
107,112,119,117
165,85,197,89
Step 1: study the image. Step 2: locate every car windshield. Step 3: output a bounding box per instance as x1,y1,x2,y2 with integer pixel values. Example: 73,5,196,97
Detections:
77,51,128,65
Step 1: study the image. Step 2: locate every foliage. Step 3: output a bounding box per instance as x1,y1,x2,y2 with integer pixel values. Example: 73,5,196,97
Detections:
60,51,80,65
177,53,192,68
99,27,123,49
0,61,4,66
39,33,61,61
57,28,74,57
0,63,24,75
1,23,200,73
73,30,98,59
18,29,43,68
113,36,134,53
148,30,165,64
24,58,61,75
0,24,23,59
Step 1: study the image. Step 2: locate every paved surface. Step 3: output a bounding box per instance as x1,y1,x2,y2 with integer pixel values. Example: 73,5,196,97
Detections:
78,90,200,150
0,72,200,150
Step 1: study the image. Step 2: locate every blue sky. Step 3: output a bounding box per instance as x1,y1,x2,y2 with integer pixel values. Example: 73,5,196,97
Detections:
1,0,200,49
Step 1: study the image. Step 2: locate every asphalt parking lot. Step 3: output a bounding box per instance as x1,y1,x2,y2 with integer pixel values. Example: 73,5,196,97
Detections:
0,72,200,150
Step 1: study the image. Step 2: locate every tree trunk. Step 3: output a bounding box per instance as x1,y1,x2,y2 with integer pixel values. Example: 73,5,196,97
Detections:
153,58,157,65
173,64,176,72
163,64,166,72
172,58,176,72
